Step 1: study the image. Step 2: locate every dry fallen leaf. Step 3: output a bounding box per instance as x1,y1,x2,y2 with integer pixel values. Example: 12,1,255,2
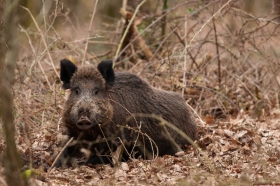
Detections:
111,145,123,165
204,115,215,125
175,151,185,157
121,162,129,171
151,157,165,172
234,130,248,139
224,129,235,138
114,169,126,181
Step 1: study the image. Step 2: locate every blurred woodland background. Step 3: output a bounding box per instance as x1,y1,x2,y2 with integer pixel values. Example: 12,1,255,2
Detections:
1,0,280,185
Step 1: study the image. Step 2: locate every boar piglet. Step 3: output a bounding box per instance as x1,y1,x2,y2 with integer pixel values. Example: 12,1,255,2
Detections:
58,58,197,166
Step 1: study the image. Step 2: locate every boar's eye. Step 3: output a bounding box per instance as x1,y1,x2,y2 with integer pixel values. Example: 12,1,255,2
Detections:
73,87,80,95
93,88,99,95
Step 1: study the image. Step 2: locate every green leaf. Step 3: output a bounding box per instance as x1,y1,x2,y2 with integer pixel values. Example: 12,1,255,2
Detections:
188,8,194,14
22,169,40,178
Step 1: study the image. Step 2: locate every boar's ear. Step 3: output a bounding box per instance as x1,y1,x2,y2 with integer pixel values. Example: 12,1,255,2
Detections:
60,59,78,89
97,60,115,87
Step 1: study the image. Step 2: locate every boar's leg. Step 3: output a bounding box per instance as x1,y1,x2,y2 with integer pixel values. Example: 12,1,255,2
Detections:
54,145,81,168
86,154,112,165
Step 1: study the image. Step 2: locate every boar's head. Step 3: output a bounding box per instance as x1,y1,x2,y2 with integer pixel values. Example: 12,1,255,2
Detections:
60,59,114,133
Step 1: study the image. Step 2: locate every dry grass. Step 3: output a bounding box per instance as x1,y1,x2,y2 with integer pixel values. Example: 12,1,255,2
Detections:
1,0,280,185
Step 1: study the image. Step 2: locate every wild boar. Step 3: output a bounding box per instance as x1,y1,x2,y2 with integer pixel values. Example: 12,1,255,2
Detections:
58,58,196,166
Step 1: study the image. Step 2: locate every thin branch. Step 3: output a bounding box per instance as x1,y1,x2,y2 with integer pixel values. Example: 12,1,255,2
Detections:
114,1,212,61
82,0,99,65
182,14,187,97
20,5,59,79
212,17,221,89
180,0,233,60
47,137,74,175
114,0,147,61
19,25,52,90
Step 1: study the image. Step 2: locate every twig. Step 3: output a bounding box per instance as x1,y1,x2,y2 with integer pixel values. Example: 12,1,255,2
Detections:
82,0,99,65
116,124,159,159
47,137,74,175
115,0,215,63
140,24,181,75
45,0,59,34
88,41,118,45
114,0,147,61
87,50,112,60
231,7,280,26
161,0,168,38
212,17,221,89
126,113,197,148
188,84,240,112
186,102,206,126
20,6,59,79
23,39,59,82
248,40,280,90
172,25,198,68
122,0,127,11
98,124,113,156
18,25,52,90
182,14,187,97
180,0,233,61
126,113,215,172
148,24,180,63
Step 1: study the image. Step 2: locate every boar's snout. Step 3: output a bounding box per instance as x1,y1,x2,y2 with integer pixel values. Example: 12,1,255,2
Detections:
76,116,93,130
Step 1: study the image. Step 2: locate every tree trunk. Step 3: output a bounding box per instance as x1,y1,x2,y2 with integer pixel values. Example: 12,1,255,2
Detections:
0,0,28,185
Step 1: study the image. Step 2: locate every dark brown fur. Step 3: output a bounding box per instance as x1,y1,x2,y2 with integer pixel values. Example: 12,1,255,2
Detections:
59,59,196,166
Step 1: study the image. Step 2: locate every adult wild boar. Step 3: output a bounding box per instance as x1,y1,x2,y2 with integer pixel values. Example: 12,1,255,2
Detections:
58,58,196,166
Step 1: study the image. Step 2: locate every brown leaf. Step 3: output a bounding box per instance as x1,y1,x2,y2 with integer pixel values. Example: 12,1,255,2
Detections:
44,134,52,141
114,169,126,181
241,143,251,155
253,136,261,145
261,137,267,144
268,157,278,162
151,157,165,172
204,115,215,125
121,162,129,171
198,135,213,150
84,175,93,179
221,143,230,152
229,143,239,151
224,129,234,137
233,130,248,139
111,145,123,165
215,129,225,136
175,151,185,157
